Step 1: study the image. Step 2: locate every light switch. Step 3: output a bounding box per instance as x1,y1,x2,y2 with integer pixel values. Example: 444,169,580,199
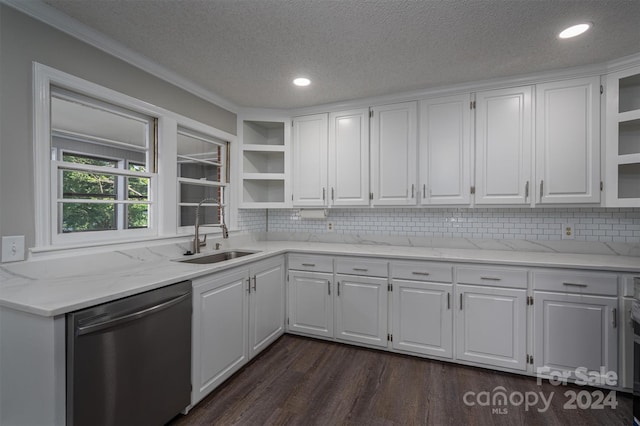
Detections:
2,235,25,262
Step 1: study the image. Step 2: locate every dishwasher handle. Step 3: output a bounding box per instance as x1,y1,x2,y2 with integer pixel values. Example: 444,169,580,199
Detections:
77,292,191,336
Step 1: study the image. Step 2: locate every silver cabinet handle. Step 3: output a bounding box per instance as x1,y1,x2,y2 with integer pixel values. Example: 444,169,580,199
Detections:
525,181,529,200
337,281,340,296
353,268,368,272
540,180,544,201
563,282,588,288
423,184,426,199
252,276,257,292
331,187,335,201
412,272,430,276
411,184,415,198
302,263,316,267
323,187,326,201
480,276,502,281
459,293,463,310
328,280,331,295
613,308,617,328
247,278,251,293
447,293,450,310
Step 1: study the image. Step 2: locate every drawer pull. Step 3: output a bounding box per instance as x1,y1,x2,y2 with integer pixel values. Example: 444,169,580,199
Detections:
328,281,331,295
562,282,588,288
302,263,316,267
447,293,450,310
613,308,617,328
337,281,340,296
480,276,502,281
353,268,368,272
412,272,430,276
459,293,463,310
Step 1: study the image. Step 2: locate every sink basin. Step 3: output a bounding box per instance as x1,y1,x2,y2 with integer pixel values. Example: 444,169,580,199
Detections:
178,250,259,264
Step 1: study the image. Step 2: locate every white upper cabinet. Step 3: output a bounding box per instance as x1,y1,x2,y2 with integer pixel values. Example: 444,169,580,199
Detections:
536,77,601,204
292,113,328,206
418,94,472,205
328,109,370,206
475,86,533,205
371,101,418,206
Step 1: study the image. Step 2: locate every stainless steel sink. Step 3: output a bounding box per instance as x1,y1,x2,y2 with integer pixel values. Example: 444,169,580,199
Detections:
177,250,259,264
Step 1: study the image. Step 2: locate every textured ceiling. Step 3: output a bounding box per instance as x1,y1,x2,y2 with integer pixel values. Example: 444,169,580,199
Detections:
42,0,640,110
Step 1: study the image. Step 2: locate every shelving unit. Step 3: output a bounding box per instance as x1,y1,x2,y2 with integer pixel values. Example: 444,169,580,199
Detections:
606,67,640,206
239,119,290,208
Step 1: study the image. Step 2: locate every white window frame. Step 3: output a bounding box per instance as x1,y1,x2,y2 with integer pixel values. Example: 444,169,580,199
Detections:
33,63,237,249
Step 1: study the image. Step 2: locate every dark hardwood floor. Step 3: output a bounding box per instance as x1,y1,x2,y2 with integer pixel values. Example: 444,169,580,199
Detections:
169,335,632,425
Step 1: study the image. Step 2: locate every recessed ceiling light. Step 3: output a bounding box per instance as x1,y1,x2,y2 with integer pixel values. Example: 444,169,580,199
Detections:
558,23,592,39
293,77,311,87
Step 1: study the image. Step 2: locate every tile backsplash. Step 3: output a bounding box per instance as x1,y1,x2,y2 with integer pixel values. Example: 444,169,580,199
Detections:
239,208,640,244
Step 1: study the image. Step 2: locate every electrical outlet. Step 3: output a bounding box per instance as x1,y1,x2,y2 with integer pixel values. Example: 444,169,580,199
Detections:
327,222,334,232
2,235,25,262
562,223,575,240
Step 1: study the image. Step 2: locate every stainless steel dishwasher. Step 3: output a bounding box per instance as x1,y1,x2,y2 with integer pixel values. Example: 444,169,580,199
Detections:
66,280,192,426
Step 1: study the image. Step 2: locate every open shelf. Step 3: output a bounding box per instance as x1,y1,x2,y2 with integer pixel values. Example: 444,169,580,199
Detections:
618,163,640,199
243,151,285,174
243,121,285,146
620,74,640,113
608,67,640,206
240,118,290,208
243,179,285,203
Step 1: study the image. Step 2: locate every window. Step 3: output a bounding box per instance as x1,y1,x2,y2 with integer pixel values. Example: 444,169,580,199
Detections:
33,63,237,249
177,128,229,230
47,86,156,244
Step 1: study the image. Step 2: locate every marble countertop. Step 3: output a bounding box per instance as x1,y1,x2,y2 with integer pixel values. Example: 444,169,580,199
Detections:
1,237,639,317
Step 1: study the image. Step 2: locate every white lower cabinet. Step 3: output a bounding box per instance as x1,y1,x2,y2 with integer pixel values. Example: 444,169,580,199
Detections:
283,255,627,391
192,256,284,405
455,284,528,370
533,291,618,381
287,270,334,338
335,273,388,347
249,257,286,358
391,279,453,358
192,267,249,405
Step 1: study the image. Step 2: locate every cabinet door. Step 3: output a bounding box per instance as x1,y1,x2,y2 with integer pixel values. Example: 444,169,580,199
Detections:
288,270,334,338
475,86,533,205
335,274,388,347
292,113,328,206
370,102,417,205
419,95,472,205
249,258,285,358
455,284,527,370
328,109,370,206
536,77,600,204
192,268,249,404
392,280,453,358
534,292,618,380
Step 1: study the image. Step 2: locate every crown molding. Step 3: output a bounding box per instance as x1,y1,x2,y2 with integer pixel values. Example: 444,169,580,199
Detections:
290,52,640,116
1,0,238,113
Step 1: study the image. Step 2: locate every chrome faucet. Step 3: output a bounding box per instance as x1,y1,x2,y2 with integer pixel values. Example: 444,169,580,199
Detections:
193,197,229,254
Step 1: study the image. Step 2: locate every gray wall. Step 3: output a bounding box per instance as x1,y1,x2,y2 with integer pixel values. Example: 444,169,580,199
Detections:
0,5,237,250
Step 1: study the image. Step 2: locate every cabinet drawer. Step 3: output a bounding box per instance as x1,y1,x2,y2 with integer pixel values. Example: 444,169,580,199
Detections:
533,269,618,296
288,254,333,273
335,257,388,277
390,261,452,283
456,265,528,289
